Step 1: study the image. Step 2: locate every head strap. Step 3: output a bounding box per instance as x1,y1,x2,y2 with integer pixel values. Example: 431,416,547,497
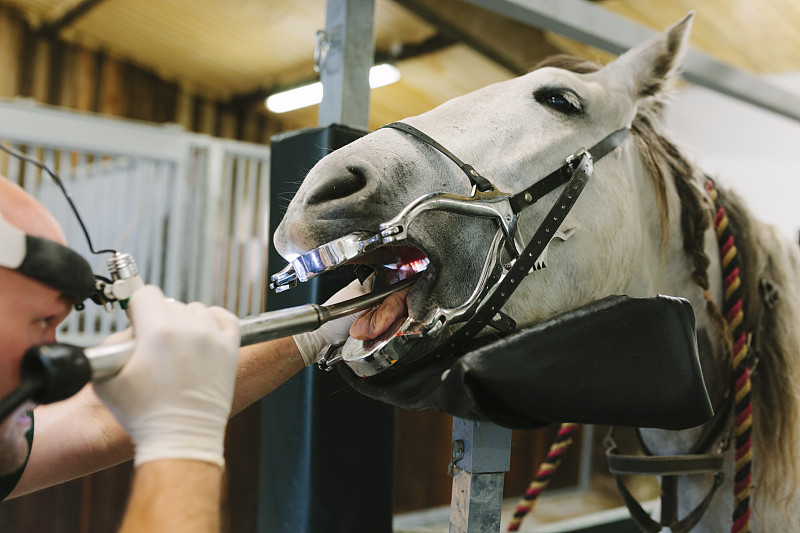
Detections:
0,210,96,302
381,122,495,192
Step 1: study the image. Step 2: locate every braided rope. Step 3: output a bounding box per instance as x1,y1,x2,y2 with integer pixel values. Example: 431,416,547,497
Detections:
705,179,752,533
506,423,579,532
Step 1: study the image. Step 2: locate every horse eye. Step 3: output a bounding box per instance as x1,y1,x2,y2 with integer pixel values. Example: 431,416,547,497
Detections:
535,89,582,116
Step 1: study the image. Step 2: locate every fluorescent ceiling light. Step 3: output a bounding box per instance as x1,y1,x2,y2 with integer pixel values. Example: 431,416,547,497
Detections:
266,63,400,113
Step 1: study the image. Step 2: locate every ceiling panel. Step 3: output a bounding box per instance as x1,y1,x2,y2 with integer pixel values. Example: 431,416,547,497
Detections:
2,0,797,128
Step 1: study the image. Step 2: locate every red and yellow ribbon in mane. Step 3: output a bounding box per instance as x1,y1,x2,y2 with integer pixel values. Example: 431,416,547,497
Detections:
706,179,752,533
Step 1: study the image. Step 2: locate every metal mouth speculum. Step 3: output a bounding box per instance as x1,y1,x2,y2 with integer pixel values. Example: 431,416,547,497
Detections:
268,186,523,295
267,189,524,376
378,187,524,259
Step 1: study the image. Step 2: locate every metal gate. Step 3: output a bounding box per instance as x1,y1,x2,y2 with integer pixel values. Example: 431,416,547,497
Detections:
0,99,271,345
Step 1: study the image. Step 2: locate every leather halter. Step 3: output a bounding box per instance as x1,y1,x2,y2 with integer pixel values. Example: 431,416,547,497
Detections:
604,397,732,533
379,122,631,360
603,179,758,532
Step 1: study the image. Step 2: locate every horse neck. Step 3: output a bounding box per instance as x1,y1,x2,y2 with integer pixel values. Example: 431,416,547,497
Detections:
631,153,726,456
629,171,738,532
637,221,726,455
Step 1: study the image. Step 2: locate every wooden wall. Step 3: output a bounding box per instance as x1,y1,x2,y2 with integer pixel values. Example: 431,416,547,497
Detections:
0,3,584,530
0,2,284,144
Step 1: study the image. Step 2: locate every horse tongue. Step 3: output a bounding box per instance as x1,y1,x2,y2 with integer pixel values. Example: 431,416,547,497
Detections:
349,287,410,340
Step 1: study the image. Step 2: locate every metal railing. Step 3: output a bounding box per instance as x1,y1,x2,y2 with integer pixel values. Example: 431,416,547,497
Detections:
0,99,271,345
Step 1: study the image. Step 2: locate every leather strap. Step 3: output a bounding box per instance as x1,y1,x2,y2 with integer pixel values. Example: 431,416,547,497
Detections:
422,151,595,360
612,470,723,533
606,451,724,477
604,395,731,533
509,128,631,214
420,129,629,361
380,122,495,192
376,123,630,367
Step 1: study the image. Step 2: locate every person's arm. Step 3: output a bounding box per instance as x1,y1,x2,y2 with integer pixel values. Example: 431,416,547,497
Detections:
231,336,304,416
8,385,132,498
9,338,300,498
118,459,223,533
8,279,367,498
93,286,239,533
230,276,372,416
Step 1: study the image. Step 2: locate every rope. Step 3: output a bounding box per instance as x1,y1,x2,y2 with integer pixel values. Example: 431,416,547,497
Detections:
706,179,753,533
506,422,579,532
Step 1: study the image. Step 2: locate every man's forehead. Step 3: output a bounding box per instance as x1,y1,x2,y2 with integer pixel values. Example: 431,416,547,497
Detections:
0,177,67,245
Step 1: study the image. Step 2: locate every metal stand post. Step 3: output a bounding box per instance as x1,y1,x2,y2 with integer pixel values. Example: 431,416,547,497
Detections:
449,418,513,533
257,125,394,533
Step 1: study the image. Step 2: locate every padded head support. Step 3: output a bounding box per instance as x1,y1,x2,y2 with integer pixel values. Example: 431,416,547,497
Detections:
338,294,713,430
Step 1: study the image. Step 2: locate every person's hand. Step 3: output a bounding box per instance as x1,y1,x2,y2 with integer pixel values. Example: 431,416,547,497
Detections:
292,277,372,365
93,285,240,468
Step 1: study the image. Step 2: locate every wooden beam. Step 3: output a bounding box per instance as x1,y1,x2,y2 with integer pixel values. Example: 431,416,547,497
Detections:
31,37,52,104
0,4,23,98
99,54,125,117
73,47,98,112
40,0,108,37
174,84,194,131
392,0,563,75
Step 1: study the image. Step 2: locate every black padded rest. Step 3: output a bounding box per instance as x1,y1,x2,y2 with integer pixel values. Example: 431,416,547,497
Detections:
338,294,713,430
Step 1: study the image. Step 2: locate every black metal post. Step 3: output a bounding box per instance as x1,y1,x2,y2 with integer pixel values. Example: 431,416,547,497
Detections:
257,124,396,533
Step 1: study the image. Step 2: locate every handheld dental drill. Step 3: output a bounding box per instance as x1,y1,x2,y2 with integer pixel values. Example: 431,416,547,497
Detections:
0,273,418,421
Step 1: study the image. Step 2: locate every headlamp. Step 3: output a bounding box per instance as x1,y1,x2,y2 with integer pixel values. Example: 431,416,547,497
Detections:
0,209,96,305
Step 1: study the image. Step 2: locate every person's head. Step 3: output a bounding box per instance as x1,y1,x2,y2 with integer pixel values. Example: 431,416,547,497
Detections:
0,176,73,475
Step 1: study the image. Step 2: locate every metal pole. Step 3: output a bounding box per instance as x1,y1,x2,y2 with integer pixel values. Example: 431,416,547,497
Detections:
449,418,513,533
318,0,375,128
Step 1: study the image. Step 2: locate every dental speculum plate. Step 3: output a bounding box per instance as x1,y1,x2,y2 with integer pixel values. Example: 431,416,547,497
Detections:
269,232,384,292
270,187,526,376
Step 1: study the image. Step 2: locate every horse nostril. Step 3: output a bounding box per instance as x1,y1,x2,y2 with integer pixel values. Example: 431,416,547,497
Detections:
306,165,368,205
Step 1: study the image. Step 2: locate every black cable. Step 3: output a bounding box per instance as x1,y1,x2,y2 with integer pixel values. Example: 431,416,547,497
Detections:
0,141,116,256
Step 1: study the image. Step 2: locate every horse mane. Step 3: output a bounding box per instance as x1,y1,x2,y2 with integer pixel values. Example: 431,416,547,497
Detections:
534,54,800,508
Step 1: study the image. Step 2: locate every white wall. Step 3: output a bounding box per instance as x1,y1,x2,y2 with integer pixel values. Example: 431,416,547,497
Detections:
665,72,800,244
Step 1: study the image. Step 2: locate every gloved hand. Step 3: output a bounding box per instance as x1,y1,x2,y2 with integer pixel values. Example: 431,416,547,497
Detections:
94,285,240,468
292,277,372,366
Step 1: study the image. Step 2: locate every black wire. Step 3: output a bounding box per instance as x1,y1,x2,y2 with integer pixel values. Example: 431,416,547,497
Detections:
0,142,116,256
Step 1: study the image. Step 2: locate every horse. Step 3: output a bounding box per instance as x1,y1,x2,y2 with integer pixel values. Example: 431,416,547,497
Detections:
274,12,800,532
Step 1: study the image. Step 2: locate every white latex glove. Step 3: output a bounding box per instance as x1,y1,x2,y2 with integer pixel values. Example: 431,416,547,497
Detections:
292,277,372,366
94,285,240,468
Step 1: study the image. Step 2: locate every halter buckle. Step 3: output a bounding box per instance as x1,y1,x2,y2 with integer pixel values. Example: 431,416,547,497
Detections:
565,149,593,176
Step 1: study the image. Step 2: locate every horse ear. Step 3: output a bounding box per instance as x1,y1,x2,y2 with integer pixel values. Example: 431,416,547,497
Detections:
604,11,694,99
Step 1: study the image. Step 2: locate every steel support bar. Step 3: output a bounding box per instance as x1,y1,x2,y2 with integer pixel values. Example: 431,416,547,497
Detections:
318,0,375,128
449,418,513,533
461,0,800,124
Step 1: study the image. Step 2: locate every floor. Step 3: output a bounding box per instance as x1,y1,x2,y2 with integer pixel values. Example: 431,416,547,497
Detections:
393,473,658,533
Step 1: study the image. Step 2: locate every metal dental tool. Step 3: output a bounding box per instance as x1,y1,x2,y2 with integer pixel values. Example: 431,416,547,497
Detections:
0,274,419,421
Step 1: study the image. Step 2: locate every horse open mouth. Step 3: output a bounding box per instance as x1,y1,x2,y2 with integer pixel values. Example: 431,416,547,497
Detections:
347,245,430,342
